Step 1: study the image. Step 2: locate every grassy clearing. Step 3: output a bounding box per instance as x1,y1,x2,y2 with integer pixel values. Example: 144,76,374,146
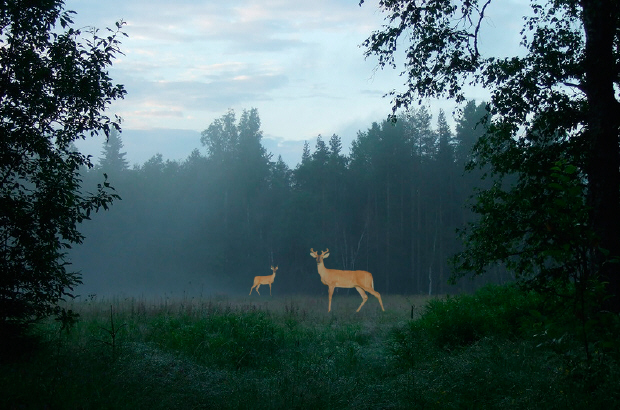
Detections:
1,288,618,409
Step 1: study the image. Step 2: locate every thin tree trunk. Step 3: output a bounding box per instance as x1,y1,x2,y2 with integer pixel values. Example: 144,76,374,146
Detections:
385,179,390,293
429,212,438,295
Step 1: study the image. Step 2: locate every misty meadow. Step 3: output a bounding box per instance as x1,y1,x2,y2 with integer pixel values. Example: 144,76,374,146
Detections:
3,0,620,409
2,288,618,409
3,104,617,409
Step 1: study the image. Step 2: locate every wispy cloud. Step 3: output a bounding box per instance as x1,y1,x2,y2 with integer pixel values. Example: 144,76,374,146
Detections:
67,0,528,165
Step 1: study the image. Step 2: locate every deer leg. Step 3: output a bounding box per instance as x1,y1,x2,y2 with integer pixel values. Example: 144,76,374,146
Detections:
362,287,385,311
354,287,369,312
255,285,261,295
328,286,335,312
269,283,272,296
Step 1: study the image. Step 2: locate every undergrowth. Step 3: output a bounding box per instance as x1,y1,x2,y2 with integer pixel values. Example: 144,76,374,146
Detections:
388,284,620,409
1,289,618,409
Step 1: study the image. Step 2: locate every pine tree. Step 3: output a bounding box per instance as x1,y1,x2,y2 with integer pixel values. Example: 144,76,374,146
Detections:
99,128,129,174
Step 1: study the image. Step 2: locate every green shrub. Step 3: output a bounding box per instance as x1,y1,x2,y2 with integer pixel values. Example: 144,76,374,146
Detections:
389,284,544,364
146,310,290,369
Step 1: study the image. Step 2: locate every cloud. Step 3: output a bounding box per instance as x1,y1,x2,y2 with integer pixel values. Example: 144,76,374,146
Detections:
110,71,289,128
261,136,306,167
66,0,528,168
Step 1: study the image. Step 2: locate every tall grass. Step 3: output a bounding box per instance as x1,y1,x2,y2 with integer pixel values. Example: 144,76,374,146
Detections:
1,288,618,409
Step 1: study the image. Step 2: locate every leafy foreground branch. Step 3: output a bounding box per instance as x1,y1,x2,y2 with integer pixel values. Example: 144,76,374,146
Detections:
0,0,125,337
362,0,620,314
1,288,618,409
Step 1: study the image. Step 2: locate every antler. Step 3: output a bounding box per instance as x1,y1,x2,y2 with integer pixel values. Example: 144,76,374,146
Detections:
321,248,329,255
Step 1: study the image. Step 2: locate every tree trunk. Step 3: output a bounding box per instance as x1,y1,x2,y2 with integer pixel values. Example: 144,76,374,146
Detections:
580,0,620,312
385,179,391,293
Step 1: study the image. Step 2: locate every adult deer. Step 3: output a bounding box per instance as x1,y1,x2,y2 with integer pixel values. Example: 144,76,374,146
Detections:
249,266,278,296
310,248,384,312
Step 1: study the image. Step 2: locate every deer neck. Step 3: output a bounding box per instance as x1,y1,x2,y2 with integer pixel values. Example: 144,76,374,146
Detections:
317,261,330,282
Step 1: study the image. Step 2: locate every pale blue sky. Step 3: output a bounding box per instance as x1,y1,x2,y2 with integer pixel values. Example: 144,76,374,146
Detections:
66,0,529,167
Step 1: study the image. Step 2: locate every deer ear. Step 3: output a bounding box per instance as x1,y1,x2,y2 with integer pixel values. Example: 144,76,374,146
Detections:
310,252,316,257
323,252,330,259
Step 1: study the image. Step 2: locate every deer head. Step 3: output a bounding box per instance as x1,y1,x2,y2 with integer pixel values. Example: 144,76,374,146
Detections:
310,248,329,264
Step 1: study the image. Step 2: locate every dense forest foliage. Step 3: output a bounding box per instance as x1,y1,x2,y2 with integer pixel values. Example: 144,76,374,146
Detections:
72,102,510,298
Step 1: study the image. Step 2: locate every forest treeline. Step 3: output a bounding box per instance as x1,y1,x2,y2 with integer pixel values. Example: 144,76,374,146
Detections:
72,101,512,297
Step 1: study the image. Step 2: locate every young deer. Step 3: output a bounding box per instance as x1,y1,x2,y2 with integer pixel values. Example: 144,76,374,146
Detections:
249,265,278,296
310,248,384,312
